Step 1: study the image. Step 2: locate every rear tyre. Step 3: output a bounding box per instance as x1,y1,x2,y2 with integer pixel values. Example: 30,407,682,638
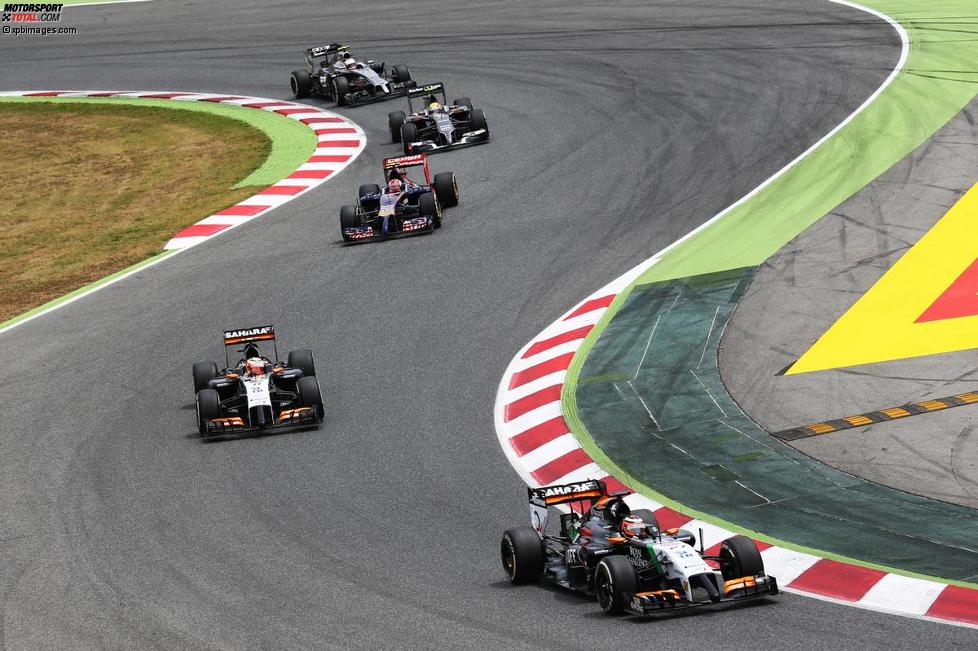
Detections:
432,172,459,208
388,111,406,142
392,64,411,83
719,535,764,580
501,527,544,584
470,108,489,135
297,375,324,420
287,349,316,378
340,205,360,242
400,122,418,154
358,183,381,210
453,97,473,109
192,361,218,394
595,556,638,615
333,76,351,106
418,191,441,229
290,70,311,99
196,388,221,436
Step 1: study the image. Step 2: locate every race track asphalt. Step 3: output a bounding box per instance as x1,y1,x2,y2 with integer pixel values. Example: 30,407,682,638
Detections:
2,0,974,647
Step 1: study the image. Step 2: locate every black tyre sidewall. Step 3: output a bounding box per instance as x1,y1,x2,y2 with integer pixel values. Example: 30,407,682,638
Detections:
196,388,221,435
433,172,459,208
401,122,418,154
719,535,764,580
286,349,316,378
501,527,544,584
192,361,218,394
297,376,324,420
595,556,638,615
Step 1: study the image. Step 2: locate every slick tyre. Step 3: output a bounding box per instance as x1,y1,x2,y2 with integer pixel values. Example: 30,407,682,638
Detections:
392,64,411,83
340,205,359,241
418,191,441,229
400,122,418,155
290,70,312,99
470,108,489,135
719,535,764,580
433,172,459,208
453,97,473,110
192,361,218,394
196,388,221,436
388,111,406,142
595,556,638,615
358,183,381,210
501,527,544,585
333,76,351,106
297,376,324,421
287,349,316,378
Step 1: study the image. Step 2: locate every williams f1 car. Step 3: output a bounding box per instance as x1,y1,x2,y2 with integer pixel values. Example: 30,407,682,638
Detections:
290,43,415,106
387,83,489,154
340,153,459,242
192,325,324,438
501,480,778,616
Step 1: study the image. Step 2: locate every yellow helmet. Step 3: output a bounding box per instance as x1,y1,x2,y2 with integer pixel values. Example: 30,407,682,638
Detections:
428,101,441,111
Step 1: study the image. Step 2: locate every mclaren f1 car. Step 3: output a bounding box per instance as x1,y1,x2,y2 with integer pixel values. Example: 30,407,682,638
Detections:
290,43,416,106
501,479,778,616
191,325,324,438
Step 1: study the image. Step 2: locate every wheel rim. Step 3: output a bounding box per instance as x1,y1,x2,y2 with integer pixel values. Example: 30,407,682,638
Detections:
501,537,516,580
596,565,613,610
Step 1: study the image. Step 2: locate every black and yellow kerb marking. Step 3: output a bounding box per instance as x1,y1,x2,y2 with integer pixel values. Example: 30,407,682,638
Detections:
773,391,978,441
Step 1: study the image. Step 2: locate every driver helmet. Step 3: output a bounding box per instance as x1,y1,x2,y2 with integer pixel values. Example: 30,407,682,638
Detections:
388,178,403,193
428,101,442,111
620,515,645,538
245,357,266,376
344,55,358,69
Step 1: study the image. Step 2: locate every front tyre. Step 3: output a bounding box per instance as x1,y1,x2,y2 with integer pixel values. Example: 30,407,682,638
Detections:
432,172,459,208
333,76,351,106
719,535,764,580
297,375,324,421
595,556,638,615
340,205,359,242
470,108,489,136
290,70,312,99
196,388,221,436
400,121,418,155
501,527,544,584
392,64,411,83
418,191,441,229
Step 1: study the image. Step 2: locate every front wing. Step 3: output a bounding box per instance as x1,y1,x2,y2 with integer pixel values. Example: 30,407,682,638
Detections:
204,407,319,436
625,575,778,616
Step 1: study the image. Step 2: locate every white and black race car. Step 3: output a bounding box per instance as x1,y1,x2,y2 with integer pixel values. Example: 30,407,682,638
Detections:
501,480,778,616
191,325,324,438
387,83,489,154
290,43,415,106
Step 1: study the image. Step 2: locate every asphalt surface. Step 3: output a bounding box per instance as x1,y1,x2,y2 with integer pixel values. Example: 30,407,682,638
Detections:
2,0,975,648
723,95,978,510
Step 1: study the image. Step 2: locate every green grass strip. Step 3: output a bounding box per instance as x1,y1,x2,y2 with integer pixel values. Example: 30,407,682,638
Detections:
562,0,978,588
0,96,316,188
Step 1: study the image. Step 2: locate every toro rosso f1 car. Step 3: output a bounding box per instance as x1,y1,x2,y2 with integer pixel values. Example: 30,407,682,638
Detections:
340,153,459,242
290,43,416,106
387,83,489,154
501,480,778,616
192,326,324,438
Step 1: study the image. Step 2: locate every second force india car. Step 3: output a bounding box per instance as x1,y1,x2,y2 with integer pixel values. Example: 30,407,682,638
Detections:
192,325,324,438
387,83,489,154
340,153,459,242
290,43,416,106
501,480,778,616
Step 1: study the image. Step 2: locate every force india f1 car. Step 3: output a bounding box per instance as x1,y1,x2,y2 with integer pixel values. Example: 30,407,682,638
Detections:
191,326,324,438
501,480,778,616
340,153,459,242
290,43,416,106
387,83,489,154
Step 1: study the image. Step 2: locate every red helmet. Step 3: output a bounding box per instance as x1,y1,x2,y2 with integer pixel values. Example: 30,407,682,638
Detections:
388,178,402,193
245,358,266,375
620,516,645,538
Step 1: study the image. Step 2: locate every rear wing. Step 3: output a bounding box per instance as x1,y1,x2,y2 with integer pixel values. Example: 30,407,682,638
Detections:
383,154,426,170
307,43,348,58
223,325,275,346
408,82,445,98
528,479,609,536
